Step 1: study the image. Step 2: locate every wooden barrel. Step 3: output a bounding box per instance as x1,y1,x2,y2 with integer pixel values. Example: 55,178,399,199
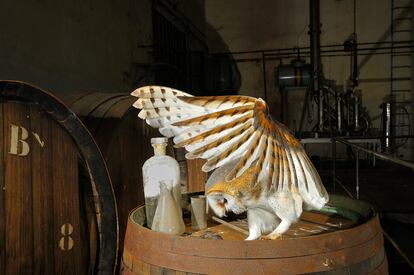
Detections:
64,92,208,264
121,195,387,274
0,81,118,274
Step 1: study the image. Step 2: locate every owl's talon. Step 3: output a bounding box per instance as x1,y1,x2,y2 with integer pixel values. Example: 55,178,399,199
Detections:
266,233,282,240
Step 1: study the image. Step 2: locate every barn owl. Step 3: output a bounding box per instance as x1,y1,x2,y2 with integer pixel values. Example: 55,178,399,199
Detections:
131,86,329,240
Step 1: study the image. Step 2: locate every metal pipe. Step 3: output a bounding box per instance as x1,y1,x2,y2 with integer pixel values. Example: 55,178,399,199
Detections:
382,230,414,270
265,44,414,56
309,0,321,92
337,92,342,132
351,35,359,87
298,88,311,138
382,102,393,153
354,93,360,130
332,139,336,193
262,51,268,102
351,0,358,86
309,0,323,132
318,88,324,132
353,0,357,34
336,138,414,170
233,49,414,63
210,40,414,56
333,135,414,270
335,175,414,270
334,177,355,198
356,150,359,199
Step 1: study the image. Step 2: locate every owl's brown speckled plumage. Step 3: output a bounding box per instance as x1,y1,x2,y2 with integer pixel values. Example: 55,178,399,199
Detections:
206,166,263,200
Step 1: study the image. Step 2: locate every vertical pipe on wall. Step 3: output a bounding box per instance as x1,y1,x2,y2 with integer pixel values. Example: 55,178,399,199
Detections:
337,93,342,133
382,102,394,153
351,0,358,87
309,0,323,132
354,92,360,130
356,150,359,199
331,138,336,194
411,4,414,160
262,51,268,103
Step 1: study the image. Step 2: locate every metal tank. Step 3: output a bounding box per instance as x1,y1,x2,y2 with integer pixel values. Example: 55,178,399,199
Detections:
277,59,312,88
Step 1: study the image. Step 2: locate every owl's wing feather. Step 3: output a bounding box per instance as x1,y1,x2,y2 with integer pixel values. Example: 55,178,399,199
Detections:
131,86,328,209
178,95,256,109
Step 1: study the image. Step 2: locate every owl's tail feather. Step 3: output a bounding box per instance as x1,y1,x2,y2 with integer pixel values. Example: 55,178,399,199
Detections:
300,189,329,211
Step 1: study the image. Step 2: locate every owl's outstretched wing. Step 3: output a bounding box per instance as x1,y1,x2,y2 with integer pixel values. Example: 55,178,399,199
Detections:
131,86,328,208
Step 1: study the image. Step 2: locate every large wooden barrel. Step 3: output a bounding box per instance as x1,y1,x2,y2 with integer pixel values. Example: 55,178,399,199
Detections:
121,195,387,274
64,92,208,264
0,81,118,274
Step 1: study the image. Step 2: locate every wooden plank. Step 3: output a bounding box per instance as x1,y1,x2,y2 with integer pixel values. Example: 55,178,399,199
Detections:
78,167,98,273
190,212,355,241
3,101,34,274
0,99,5,274
50,118,85,274
30,105,55,274
187,159,207,193
149,264,164,275
142,261,151,274
300,211,355,229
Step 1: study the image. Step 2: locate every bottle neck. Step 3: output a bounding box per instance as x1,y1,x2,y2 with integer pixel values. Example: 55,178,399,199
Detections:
152,144,167,155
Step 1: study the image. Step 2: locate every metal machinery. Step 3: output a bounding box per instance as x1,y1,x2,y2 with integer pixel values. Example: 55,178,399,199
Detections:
278,64,370,137
276,0,414,156
275,1,414,271
277,0,371,139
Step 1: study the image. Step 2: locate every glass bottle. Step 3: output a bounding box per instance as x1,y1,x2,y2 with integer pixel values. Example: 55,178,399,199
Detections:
142,137,181,228
151,182,185,235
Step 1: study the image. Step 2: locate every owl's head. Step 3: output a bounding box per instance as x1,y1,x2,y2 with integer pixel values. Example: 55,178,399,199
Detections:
205,160,259,217
206,190,247,217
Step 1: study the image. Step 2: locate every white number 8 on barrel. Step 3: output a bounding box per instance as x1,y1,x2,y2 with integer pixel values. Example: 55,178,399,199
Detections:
59,223,74,251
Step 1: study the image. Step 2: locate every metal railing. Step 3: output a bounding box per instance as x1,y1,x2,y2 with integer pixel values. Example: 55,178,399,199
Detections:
331,137,414,270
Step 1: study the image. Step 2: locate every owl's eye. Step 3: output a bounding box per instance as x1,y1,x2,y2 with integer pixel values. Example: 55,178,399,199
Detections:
217,197,227,208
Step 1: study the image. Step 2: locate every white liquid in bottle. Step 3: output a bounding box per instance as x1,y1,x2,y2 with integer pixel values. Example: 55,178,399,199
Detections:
142,137,181,228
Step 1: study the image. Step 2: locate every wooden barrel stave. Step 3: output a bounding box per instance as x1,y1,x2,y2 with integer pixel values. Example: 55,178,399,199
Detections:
0,96,4,272
0,81,118,274
124,234,383,272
